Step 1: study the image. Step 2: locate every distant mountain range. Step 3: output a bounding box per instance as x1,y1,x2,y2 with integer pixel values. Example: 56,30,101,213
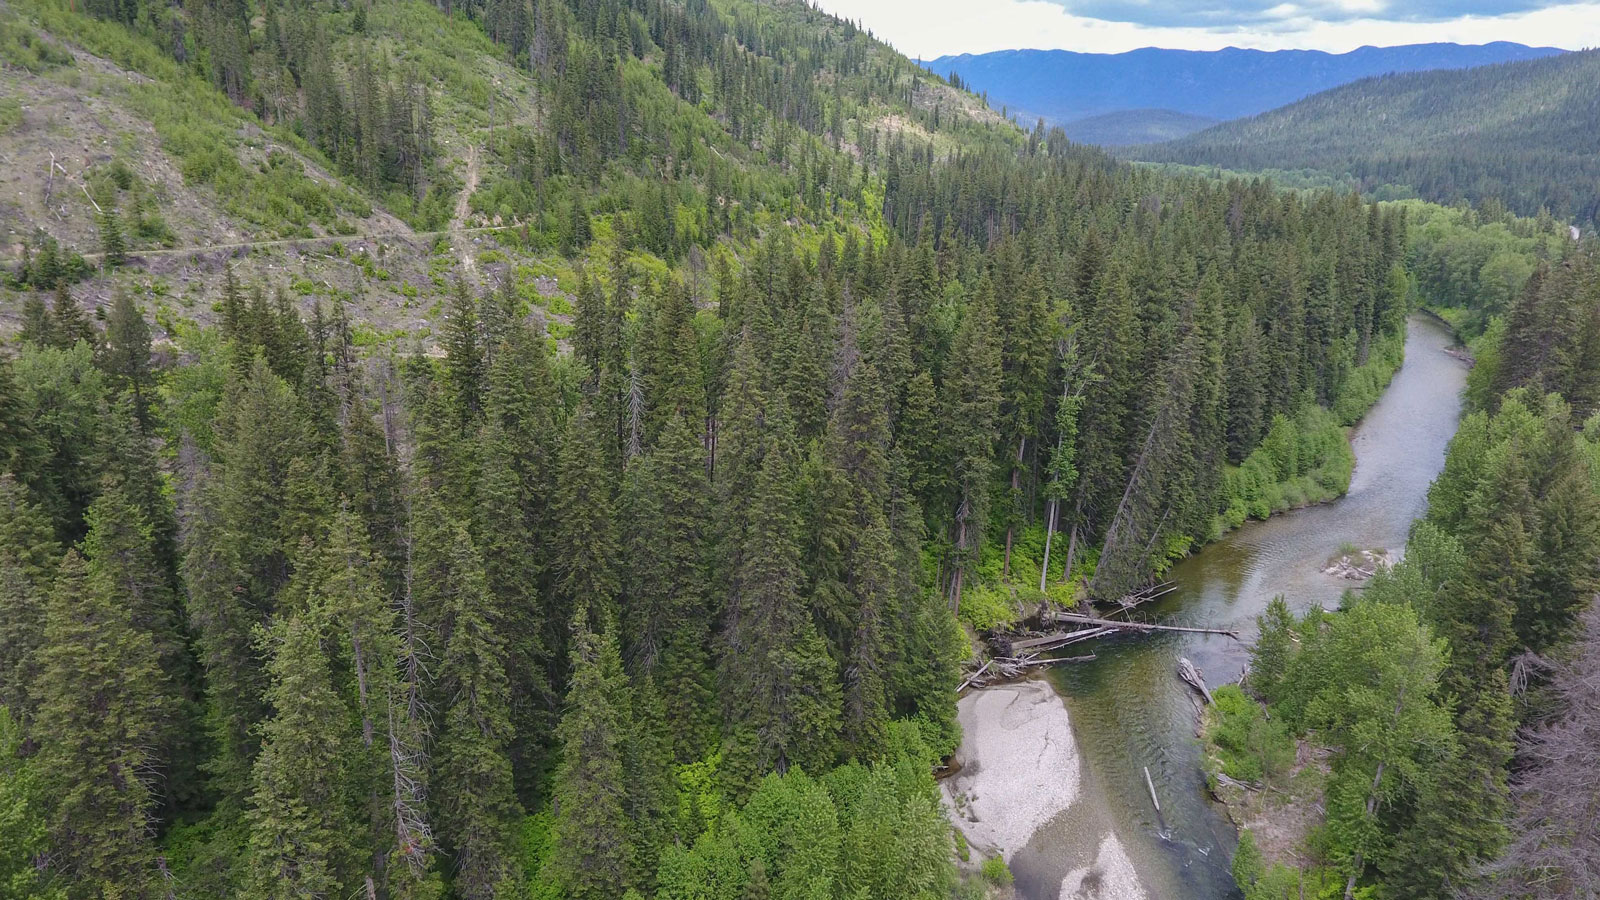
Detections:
928,43,1565,143
1129,49,1600,224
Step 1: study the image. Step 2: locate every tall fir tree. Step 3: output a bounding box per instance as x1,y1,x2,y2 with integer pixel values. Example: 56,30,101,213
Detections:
550,624,634,900
31,550,173,896
721,436,842,791
432,526,522,900
621,412,716,760
245,613,363,899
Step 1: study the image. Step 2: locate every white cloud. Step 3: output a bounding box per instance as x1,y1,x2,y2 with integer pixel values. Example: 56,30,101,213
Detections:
813,0,1600,56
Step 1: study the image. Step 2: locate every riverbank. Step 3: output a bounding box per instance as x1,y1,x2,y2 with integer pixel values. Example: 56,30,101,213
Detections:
941,680,1150,900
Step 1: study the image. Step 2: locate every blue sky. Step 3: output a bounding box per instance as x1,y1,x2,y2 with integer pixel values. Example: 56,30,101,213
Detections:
811,0,1600,56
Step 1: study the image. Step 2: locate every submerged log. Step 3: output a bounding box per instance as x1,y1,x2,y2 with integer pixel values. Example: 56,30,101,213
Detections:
1178,656,1214,704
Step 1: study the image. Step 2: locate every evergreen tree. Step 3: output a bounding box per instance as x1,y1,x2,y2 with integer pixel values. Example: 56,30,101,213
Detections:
49,282,96,350
721,437,842,791
245,613,363,899
31,550,173,895
0,707,64,900
621,413,716,759
432,527,522,900
99,291,155,424
939,282,1002,612
20,294,52,347
552,402,621,635
551,624,633,900
444,280,485,426
98,206,127,267
0,476,60,724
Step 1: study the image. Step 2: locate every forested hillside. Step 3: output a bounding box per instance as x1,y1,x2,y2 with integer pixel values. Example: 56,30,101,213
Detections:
1131,49,1600,226
0,0,1529,899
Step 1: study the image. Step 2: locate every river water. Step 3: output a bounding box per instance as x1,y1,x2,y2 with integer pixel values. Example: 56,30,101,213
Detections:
1007,315,1468,900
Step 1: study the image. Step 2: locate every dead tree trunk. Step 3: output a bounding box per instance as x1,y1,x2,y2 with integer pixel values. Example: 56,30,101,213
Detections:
1040,496,1058,593
1003,437,1026,576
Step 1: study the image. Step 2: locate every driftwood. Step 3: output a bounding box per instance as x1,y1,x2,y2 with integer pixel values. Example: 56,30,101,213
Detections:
957,653,1097,692
1113,581,1179,609
1144,766,1160,813
1044,611,1239,638
1178,657,1214,704
1007,627,1116,653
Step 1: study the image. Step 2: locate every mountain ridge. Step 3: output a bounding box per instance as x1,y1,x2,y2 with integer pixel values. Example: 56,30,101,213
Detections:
929,41,1566,128
1127,48,1600,224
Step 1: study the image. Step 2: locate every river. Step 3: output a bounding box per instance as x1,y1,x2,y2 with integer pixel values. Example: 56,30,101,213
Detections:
1003,314,1468,900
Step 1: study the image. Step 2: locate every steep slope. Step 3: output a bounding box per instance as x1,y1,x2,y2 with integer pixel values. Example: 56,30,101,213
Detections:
1131,49,1600,224
929,42,1564,126
1,0,1015,341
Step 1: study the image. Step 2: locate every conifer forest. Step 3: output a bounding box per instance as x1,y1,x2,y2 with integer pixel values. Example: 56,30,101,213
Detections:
2,0,1599,898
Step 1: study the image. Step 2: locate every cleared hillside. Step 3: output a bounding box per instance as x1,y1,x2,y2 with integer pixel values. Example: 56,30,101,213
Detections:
1130,49,1600,224
0,0,1018,342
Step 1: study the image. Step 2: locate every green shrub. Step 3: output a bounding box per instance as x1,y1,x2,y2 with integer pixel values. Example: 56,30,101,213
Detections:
979,856,1013,886
1207,685,1294,785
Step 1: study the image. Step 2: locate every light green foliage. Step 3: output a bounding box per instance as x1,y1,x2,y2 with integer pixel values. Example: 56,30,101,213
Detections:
1275,601,1453,889
1206,685,1294,785
979,856,1013,886
1406,203,1568,331
1213,405,1353,535
0,707,63,900
1231,828,1264,894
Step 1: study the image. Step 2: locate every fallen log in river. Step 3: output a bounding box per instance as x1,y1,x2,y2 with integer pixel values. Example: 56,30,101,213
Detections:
1043,611,1240,638
958,608,1238,693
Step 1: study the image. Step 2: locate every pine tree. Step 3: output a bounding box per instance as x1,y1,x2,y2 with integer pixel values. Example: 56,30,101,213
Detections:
622,678,677,893
0,476,59,724
552,402,621,635
996,267,1054,575
184,356,306,792
49,282,96,351
812,346,897,760
551,624,633,900
940,281,1002,613
432,526,522,900
81,456,196,801
0,707,64,900
721,437,841,791
99,291,155,423
621,412,715,760
98,206,127,267
245,614,363,899
20,294,52,347
31,550,173,894
476,320,561,781
644,278,706,445
444,280,485,427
